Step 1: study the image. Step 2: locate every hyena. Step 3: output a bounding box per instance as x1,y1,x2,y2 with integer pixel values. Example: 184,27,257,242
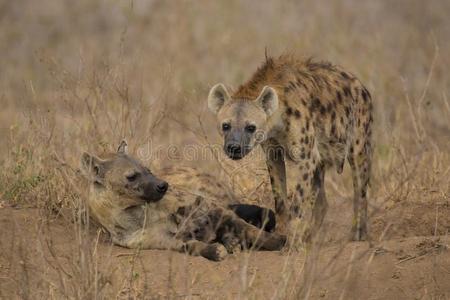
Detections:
207,55,373,242
81,141,285,261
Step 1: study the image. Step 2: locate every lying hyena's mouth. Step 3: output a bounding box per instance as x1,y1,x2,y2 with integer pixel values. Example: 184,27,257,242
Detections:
140,192,165,203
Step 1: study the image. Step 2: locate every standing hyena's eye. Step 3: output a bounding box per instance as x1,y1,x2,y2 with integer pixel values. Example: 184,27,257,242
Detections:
222,123,231,131
245,125,256,133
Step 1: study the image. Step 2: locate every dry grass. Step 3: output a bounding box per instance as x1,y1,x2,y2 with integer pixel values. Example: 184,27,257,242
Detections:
0,0,449,299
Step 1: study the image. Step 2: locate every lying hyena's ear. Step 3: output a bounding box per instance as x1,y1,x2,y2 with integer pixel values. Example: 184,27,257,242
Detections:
208,83,230,114
80,152,107,184
117,139,128,154
255,86,279,116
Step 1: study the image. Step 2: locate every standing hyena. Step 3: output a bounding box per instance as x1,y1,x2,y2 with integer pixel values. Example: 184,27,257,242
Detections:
207,55,373,242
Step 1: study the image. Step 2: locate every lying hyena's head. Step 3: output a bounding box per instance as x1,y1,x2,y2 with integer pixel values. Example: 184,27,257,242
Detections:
208,84,278,160
81,141,169,205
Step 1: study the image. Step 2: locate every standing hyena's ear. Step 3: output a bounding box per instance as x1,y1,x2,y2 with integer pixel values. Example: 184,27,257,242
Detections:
117,139,128,154
80,152,107,184
208,83,231,114
255,86,279,116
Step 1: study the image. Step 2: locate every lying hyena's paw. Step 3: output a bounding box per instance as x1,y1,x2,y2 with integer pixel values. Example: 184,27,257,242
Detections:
202,243,228,261
222,236,241,254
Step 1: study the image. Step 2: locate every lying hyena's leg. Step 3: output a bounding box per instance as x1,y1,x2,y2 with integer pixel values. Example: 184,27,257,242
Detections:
237,218,287,250
348,104,373,241
261,140,287,225
184,240,228,261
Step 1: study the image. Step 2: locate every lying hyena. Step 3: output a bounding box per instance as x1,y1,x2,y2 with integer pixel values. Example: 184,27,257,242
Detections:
207,55,373,243
80,141,285,261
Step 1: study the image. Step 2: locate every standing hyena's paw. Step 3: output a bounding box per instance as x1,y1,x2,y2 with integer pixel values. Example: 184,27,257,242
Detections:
280,218,308,251
202,243,228,261
350,224,368,241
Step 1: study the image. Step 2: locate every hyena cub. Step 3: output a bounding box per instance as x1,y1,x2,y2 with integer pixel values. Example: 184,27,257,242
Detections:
81,141,285,261
208,55,373,243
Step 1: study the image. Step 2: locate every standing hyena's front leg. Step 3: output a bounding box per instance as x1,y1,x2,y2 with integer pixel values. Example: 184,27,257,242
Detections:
284,133,327,245
261,140,288,227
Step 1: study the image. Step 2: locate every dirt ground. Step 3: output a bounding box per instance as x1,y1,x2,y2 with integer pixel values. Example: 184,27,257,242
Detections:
1,195,449,299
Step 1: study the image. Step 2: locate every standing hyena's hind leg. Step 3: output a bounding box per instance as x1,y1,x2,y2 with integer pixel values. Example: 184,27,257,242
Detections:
348,132,372,241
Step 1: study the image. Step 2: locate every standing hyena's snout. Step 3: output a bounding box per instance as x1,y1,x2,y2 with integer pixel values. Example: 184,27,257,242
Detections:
223,129,253,160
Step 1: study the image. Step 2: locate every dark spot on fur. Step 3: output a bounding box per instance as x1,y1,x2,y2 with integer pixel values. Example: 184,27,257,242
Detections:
320,105,326,115
304,136,309,144
343,86,351,97
286,107,293,115
331,125,336,135
341,72,350,79
345,106,351,116
361,189,367,198
311,98,321,112
301,128,306,134
336,91,342,103
331,111,336,122
294,110,301,118
303,173,309,181
361,88,370,102
312,167,322,189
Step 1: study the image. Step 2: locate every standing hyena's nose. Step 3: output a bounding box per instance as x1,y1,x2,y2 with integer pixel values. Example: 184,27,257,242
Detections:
226,144,242,156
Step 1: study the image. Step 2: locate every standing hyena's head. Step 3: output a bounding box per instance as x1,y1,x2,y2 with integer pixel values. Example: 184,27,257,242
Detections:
208,84,279,160
81,141,169,205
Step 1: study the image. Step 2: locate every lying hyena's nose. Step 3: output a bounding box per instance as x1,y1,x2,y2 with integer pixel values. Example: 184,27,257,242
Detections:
156,181,169,194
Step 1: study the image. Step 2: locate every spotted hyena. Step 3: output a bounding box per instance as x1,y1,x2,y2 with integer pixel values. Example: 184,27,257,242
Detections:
207,55,373,242
80,141,285,261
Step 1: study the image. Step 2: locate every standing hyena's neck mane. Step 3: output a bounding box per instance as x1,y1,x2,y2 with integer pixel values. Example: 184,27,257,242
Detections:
232,55,338,101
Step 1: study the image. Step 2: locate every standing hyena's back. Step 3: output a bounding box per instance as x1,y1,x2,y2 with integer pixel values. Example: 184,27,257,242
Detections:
233,55,373,174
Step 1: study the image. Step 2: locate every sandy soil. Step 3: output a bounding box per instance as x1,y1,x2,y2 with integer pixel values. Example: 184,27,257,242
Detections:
1,197,449,299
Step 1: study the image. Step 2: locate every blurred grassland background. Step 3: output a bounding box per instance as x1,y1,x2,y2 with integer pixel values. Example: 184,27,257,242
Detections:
0,0,449,210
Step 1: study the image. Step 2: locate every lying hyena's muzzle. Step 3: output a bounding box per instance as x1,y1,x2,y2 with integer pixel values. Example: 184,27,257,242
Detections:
141,177,169,202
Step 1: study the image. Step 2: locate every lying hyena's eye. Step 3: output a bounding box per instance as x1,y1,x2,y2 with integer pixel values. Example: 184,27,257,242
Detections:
222,123,231,131
245,125,256,133
126,172,140,182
